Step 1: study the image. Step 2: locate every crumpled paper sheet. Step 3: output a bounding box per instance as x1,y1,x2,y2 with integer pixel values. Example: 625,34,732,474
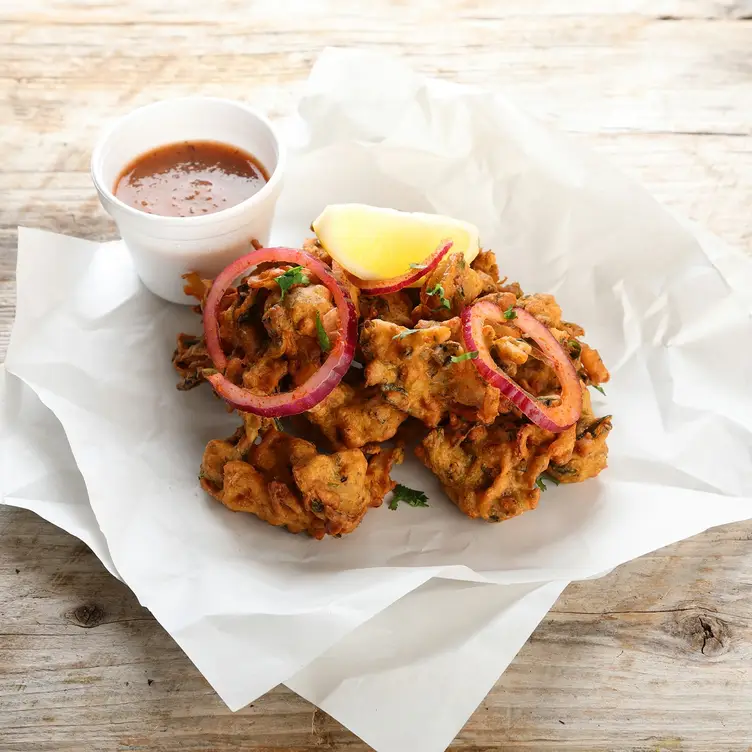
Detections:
3,47,752,752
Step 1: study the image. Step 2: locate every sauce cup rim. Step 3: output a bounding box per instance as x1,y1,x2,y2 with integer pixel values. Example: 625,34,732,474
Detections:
90,96,286,227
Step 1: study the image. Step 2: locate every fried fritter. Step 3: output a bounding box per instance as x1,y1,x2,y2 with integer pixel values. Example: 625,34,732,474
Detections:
415,416,576,522
360,291,413,327
360,317,503,426
302,236,332,265
200,421,404,538
470,250,500,284
176,234,612,536
331,260,361,317
578,343,610,387
306,382,408,449
547,389,611,483
414,252,486,321
263,283,333,358
173,333,212,391
470,253,524,297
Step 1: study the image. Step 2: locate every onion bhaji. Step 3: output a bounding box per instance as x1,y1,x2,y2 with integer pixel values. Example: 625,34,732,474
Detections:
200,414,403,538
360,317,505,426
174,237,612,537
306,382,408,450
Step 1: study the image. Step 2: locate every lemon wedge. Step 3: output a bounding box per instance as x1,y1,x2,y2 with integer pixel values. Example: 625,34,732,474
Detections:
312,204,480,285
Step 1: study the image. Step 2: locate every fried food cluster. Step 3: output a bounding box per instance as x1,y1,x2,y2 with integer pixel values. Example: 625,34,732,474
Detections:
200,414,403,538
174,243,611,537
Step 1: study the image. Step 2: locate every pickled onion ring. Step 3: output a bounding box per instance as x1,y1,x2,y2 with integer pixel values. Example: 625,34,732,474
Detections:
461,300,581,432
202,247,357,417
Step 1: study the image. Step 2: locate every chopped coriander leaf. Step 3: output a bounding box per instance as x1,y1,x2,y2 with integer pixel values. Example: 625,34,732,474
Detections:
536,473,561,492
592,384,607,396
409,262,427,269
315,311,331,352
275,265,309,299
393,328,420,341
388,483,429,510
450,350,479,364
569,340,582,357
427,283,451,310
503,307,517,320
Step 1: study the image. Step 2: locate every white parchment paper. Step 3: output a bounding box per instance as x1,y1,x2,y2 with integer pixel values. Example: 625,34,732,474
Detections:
3,48,752,751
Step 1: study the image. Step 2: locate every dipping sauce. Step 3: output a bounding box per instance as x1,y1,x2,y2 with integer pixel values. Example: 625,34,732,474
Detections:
113,140,269,218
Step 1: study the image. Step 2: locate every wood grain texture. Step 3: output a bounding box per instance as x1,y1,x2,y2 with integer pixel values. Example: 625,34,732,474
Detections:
1,1,751,750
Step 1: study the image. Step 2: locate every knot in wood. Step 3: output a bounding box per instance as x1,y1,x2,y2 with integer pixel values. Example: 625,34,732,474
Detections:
679,613,730,658
66,603,106,628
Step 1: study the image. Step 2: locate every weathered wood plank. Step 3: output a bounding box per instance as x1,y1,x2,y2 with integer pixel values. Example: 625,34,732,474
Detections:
2,505,752,751
1,1,751,750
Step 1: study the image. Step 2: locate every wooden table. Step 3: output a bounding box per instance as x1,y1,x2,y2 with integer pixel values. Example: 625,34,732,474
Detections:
1,2,751,750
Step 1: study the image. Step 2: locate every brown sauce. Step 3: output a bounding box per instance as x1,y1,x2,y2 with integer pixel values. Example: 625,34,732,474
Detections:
114,140,269,217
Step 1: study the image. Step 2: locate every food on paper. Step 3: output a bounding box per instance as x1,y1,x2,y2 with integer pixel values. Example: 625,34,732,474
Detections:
199,414,403,539
114,140,269,218
359,316,503,427
415,390,612,523
200,245,357,417
312,204,480,285
462,301,582,432
173,207,611,537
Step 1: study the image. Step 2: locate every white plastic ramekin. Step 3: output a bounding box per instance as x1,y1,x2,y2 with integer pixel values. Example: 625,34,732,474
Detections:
91,97,285,304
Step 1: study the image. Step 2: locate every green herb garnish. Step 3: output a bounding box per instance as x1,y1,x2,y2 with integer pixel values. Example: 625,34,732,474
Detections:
388,484,429,510
427,284,451,310
273,417,284,432
275,265,309,299
536,473,560,492
315,311,331,352
393,328,419,341
592,384,606,396
450,351,479,364
503,307,517,320
569,340,582,357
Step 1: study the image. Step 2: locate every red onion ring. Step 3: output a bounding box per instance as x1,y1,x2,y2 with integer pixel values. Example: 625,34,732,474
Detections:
350,239,453,295
202,247,357,417
461,300,582,432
